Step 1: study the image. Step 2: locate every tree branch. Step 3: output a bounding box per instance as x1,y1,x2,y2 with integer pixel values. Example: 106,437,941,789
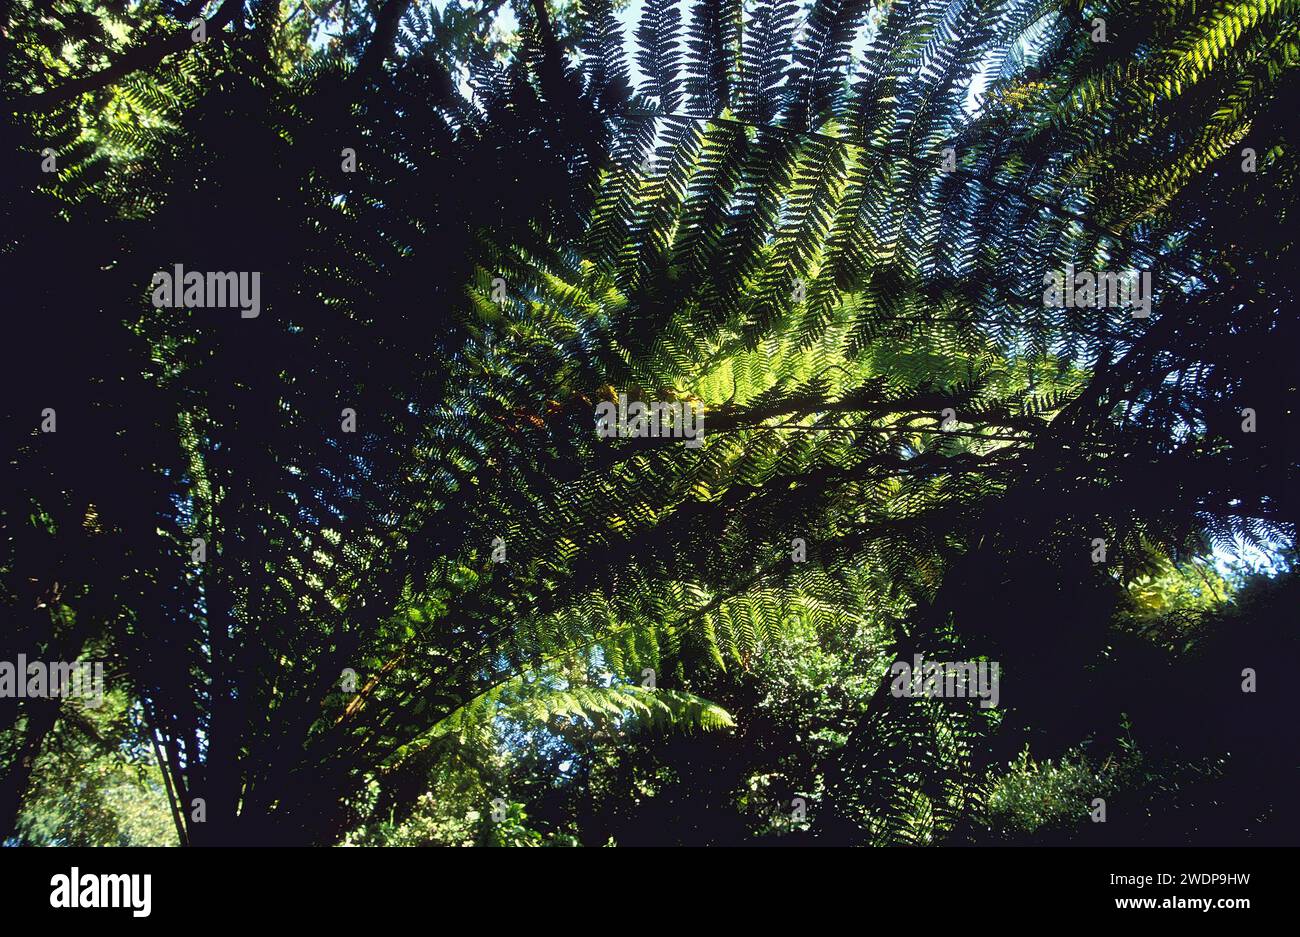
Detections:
26,0,245,115
347,0,412,92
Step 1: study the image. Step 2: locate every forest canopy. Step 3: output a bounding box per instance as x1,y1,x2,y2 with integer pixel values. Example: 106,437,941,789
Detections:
0,0,1296,846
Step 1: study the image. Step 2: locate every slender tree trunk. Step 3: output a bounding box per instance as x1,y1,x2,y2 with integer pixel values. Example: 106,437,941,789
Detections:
0,699,60,839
